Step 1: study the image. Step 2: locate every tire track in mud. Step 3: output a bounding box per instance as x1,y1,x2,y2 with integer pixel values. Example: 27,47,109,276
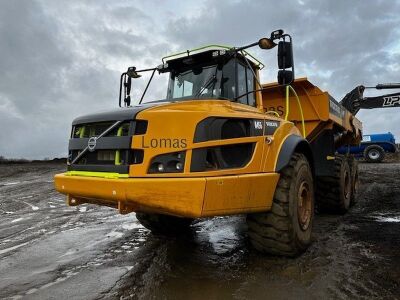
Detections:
112,163,400,300
1,162,400,299
0,163,149,299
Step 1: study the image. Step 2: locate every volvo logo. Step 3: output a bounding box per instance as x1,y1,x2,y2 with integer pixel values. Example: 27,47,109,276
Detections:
88,137,97,152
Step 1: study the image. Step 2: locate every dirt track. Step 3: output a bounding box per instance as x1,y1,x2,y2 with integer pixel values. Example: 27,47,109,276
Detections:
0,162,399,299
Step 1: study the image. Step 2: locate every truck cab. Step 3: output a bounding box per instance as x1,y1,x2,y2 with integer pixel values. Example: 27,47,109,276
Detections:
338,132,397,162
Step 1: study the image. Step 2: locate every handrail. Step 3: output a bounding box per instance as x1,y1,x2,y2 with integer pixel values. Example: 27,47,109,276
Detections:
162,44,265,69
285,85,306,138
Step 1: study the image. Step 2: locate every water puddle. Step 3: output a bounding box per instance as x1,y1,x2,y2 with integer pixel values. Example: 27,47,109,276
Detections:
374,216,400,223
2,181,21,186
11,217,24,223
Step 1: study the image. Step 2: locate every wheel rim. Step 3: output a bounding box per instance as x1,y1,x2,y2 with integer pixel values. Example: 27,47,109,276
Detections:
297,181,312,231
368,150,380,160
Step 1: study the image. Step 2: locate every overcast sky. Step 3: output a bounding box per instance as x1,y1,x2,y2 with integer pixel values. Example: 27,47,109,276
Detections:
0,0,399,159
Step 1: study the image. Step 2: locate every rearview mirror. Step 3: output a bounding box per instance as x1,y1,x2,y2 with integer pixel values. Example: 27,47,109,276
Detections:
278,41,293,69
258,38,276,50
124,76,132,106
278,70,293,85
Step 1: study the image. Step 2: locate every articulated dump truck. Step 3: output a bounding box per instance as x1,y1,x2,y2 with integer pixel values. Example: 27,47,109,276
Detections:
55,30,362,256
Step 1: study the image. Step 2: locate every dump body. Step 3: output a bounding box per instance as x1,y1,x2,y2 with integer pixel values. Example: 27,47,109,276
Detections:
262,78,362,145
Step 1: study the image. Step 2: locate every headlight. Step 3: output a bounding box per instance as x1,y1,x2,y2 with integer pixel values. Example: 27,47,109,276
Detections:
148,151,186,173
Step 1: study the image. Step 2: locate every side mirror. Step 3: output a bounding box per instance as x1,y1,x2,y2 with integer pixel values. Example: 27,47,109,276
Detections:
124,76,132,106
278,41,293,69
278,70,293,85
258,38,276,50
277,38,294,85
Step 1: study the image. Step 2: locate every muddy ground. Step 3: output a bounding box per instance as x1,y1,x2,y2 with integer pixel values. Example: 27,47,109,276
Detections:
0,161,399,300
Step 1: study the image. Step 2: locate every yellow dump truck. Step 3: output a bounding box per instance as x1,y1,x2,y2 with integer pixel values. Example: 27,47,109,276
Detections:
55,30,362,256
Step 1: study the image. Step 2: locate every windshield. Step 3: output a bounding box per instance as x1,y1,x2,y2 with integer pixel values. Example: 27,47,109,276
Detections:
165,58,256,106
168,65,216,99
126,55,256,106
167,60,236,101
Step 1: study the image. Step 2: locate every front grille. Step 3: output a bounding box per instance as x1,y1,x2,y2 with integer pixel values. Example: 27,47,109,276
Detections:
70,150,131,165
68,120,147,173
71,121,131,139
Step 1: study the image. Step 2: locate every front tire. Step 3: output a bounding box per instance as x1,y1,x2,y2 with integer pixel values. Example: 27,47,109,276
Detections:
247,153,314,256
136,213,193,236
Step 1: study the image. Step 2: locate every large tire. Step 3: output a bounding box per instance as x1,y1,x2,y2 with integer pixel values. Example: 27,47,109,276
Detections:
135,213,193,236
364,145,385,163
247,153,314,256
349,157,359,206
316,155,352,214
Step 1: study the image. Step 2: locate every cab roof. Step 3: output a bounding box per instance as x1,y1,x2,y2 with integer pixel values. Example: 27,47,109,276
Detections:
162,45,264,70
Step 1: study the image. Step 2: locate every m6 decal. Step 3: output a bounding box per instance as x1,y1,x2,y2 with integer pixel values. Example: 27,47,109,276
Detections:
254,120,263,130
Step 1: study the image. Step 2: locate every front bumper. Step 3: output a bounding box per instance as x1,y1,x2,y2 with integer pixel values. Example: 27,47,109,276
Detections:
54,172,279,218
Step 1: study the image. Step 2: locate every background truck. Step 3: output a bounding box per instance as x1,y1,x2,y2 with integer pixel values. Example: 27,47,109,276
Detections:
54,29,398,256
338,132,397,163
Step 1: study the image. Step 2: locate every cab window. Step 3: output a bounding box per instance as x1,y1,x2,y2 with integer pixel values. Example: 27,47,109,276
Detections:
246,67,255,106
172,78,193,98
237,64,247,105
237,62,256,106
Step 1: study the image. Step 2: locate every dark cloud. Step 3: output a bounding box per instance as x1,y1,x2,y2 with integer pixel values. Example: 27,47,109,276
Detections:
0,0,399,158
165,0,400,135
0,0,163,158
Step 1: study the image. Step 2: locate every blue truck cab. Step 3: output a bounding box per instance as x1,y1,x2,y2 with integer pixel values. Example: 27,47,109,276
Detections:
338,132,397,162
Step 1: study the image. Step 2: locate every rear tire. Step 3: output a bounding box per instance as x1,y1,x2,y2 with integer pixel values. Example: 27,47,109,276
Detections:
247,153,314,256
364,145,384,163
316,155,352,214
136,213,193,236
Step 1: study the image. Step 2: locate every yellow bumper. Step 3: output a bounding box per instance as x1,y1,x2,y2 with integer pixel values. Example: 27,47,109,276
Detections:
54,172,279,218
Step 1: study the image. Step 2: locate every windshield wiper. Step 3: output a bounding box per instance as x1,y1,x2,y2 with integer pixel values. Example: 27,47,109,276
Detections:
195,74,217,98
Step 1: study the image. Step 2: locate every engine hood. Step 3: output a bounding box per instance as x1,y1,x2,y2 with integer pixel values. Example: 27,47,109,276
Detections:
72,102,170,125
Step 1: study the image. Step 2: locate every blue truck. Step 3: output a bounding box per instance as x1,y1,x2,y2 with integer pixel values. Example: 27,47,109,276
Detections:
338,132,397,163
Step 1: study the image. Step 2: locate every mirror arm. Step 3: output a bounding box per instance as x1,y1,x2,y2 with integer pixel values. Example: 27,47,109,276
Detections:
139,68,156,104
234,41,259,52
136,67,158,73
118,67,158,107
